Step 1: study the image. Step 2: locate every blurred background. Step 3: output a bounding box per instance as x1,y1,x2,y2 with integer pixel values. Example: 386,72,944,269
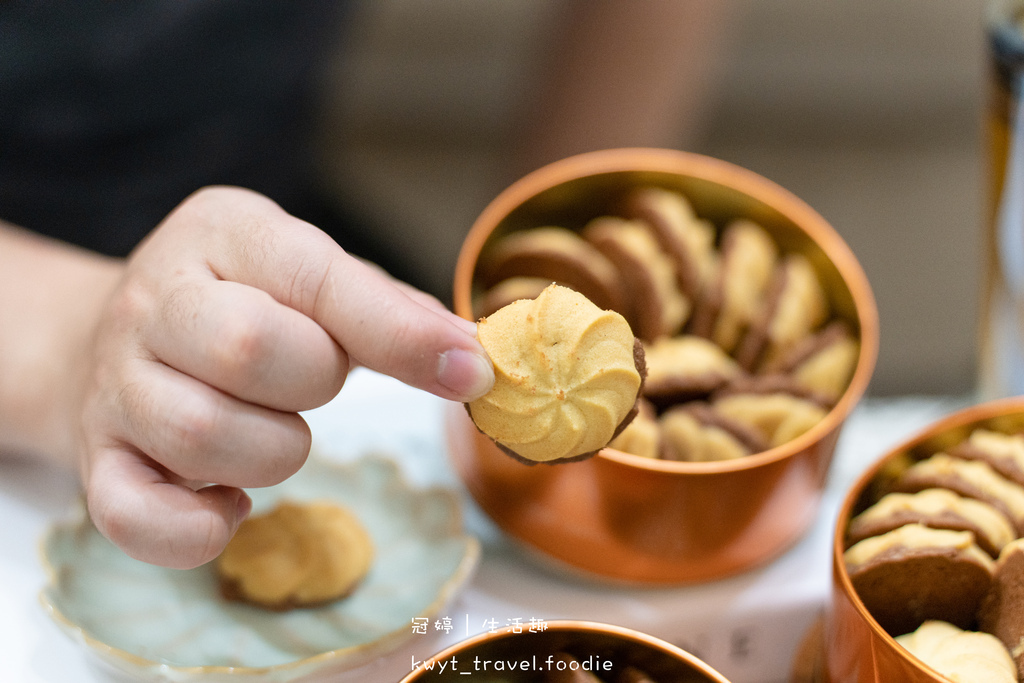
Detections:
313,0,987,398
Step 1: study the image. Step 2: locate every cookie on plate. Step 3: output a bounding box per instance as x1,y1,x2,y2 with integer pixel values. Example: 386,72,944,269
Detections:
217,500,374,611
844,523,995,635
466,284,645,464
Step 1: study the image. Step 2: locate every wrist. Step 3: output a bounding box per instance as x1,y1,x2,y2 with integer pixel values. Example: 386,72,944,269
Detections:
0,224,123,465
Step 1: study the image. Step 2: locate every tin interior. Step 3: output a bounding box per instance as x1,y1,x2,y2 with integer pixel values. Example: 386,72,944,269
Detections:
466,167,860,330
400,621,729,683
828,398,1024,682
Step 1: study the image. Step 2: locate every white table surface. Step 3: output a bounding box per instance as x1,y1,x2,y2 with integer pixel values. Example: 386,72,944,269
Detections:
0,368,970,683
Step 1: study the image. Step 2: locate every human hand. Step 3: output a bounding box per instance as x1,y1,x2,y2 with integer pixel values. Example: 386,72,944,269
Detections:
77,186,493,568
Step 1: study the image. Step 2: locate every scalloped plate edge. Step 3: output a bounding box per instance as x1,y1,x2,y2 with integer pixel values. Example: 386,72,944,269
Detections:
37,454,482,682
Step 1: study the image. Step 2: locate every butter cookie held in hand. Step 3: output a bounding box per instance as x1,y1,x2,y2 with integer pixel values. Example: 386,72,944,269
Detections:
466,284,645,464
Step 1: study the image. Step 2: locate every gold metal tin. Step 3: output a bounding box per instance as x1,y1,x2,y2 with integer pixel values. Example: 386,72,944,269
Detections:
826,397,1024,682
449,148,878,584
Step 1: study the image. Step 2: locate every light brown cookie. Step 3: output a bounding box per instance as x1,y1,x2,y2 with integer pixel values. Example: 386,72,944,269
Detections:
466,284,645,464
894,453,1024,535
618,186,718,301
476,276,555,317
641,334,742,407
607,398,661,459
844,523,995,635
734,253,829,371
895,620,1016,683
761,320,859,406
951,428,1024,489
217,500,374,611
476,226,626,313
711,391,828,449
979,539,1024,680
659,402,767,462
846,488,1015,558
712,372,832,407
583,216,690,341
689,219,778,353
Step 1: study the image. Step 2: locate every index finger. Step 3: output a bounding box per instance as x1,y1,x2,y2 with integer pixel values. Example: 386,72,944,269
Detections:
185,187,494,402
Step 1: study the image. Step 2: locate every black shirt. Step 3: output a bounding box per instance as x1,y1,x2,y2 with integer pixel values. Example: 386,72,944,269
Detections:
0,1,350,256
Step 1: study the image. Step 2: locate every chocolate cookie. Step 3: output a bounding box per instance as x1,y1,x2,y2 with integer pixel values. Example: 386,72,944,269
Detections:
689,219,778,353
711,390,828,449
583,216,690,341
844,523,995,635
978,539,1024,679
951,429,1024,489
894,453,1024,535
734,253,829,371
659,402,767,462
761,320,859,405
846,488,1015,558
476,226,626,313
641,334,742,407
618,185,718,301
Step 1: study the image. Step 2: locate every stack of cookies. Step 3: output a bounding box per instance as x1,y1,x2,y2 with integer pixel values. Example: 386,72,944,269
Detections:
472,185,859,462
843,428,1024,681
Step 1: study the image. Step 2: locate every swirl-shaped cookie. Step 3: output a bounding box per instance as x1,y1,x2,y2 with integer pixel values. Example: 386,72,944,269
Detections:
467,284,645,463
216,500,374,611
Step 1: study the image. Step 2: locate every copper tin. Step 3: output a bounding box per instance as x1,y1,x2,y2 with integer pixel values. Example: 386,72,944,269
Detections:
449,148,878,584
398,620,730,682
825,397,1024,683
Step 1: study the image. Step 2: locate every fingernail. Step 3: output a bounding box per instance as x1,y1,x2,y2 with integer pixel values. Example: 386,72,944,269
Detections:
437,348,494,401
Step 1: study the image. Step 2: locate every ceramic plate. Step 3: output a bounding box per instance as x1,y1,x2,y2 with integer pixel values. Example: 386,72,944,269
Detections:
39,454,480,682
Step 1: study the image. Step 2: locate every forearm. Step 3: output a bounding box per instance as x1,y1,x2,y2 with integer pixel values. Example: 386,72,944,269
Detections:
0,221,122,465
